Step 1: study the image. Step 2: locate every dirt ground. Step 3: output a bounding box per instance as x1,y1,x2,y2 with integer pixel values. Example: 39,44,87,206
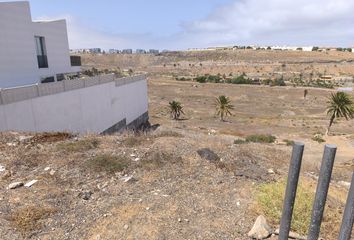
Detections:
0,50,353,239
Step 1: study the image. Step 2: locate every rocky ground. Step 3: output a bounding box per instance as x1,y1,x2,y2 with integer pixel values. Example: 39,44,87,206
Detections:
0,128,351,239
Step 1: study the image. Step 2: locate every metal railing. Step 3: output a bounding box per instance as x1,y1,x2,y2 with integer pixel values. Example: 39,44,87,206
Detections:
279,143,354,240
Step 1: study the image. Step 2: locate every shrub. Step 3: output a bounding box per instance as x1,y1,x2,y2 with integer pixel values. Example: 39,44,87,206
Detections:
57,138,99,152
231,74,252,84
245,134,276,143
283,139,295,146
86,154,130,173
234,139,247,144
195,76,207,83
312,133,325,143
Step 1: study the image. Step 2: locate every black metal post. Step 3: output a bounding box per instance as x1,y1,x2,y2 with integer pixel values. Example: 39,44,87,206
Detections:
279,142,305,240
338,172,354,240
307,144,337,240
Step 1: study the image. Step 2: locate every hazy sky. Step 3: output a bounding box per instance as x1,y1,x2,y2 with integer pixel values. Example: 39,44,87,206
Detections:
5,0,354,50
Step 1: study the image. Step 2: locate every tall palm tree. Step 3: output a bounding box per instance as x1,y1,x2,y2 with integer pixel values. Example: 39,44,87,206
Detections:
215,95,234,121
169,101,184,120
326,92,354,135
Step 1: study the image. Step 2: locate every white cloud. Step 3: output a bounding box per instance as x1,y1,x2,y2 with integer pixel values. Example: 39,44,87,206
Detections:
37,0,354,50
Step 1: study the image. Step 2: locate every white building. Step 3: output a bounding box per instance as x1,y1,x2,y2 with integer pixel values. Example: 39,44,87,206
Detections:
0,1,80,88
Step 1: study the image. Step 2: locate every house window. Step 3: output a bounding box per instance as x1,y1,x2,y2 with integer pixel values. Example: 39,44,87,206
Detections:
35,36,48,68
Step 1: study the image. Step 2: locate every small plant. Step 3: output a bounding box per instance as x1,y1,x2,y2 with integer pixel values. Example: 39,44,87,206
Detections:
86,154,130,173
169,101,185,120
312,133,325,143
234,139,247,144
245,134,276,143
283,139,295,146
215,95,234,121
57,138,99,152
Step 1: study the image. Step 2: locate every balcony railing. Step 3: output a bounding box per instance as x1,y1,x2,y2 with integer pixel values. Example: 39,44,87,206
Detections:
70,55,81,67
37,55,48,68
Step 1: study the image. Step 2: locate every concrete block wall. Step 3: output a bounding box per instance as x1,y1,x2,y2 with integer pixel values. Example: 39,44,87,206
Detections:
0,74,148,134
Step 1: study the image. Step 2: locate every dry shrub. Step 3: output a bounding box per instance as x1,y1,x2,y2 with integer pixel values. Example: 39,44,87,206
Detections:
154,131,184,138
10,206,57,236
86,154,130,173
122,135,146,147
12,150,49,168
57,138,99,152
31,132,73,144
139,150,182,170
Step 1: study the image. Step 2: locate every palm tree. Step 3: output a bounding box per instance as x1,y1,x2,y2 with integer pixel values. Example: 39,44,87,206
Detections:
326,92,354,135
169,101,184,120
215,95,234,121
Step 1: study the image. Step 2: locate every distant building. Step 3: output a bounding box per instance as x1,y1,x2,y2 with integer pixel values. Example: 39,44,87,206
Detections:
136,49,146,54
122,49,133,54
0,1,81,88
89,48,101,54
108,49,120,54
149,49,159,54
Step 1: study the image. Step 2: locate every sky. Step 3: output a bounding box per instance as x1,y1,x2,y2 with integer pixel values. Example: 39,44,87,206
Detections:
4,0,354,50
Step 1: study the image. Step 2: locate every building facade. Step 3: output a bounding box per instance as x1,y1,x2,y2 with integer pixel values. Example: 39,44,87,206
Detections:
0,1,80,88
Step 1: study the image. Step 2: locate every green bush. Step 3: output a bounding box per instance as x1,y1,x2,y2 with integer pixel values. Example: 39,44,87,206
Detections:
231,74,252,84
245,134,276,143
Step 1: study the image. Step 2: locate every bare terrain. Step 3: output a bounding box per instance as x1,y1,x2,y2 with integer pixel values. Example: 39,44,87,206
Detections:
0,50,353,239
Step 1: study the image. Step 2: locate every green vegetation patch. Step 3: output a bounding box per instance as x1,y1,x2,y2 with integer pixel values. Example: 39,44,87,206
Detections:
57,138,100,152
86,154,130,173
245,134,276,143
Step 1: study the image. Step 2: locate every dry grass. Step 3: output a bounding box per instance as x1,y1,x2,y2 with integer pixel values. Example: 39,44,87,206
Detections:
153,130,184,138
57,138,100,152
255,179,345,238
86,154,130,173
31,132,73,144
138,151,182,170
9,206,57,236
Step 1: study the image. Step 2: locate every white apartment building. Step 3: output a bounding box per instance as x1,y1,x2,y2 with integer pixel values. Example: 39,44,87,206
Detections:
0,1,80,88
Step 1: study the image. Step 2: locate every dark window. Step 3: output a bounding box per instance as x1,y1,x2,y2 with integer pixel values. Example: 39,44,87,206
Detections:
70,56,81,66
41,76,55,83
35,36,48,68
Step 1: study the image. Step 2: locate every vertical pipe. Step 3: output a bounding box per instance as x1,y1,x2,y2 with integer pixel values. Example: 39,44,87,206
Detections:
279,142,305,240
307,144,337,240
338,172,354,240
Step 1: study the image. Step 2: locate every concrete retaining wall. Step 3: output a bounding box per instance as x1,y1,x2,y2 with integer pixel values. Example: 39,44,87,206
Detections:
0,74,148,134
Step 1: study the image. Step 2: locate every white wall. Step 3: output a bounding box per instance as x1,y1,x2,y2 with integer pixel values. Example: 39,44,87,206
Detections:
0,75,148,134
0,1,79,88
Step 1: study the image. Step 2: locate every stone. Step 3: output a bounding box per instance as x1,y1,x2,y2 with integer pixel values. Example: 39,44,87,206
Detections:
338,181,351,189
8,182,24,189
123,224,129,230
121,176,137,183
49,169,56,176
0,165,5,172
79,191,93,200
44,167,51,171
274,228,306,240
267,169,275,174
24,180,38,187
197,148,220,162
247,215,272,239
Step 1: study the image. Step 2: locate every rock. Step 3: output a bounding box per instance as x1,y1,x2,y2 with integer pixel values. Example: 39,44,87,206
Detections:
79,191,92,200
6,142,17,147
24,180,38,187
18,135,32,143
121,176,137,183
267,169,275,174
123,224,129,230
338,181,351,189
0,165,5,172
248,215,272,239
8,182,24,190
133,158,140,162
274,228,306,240
44,167,51,171
197,148,220,162
49,169,56,176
